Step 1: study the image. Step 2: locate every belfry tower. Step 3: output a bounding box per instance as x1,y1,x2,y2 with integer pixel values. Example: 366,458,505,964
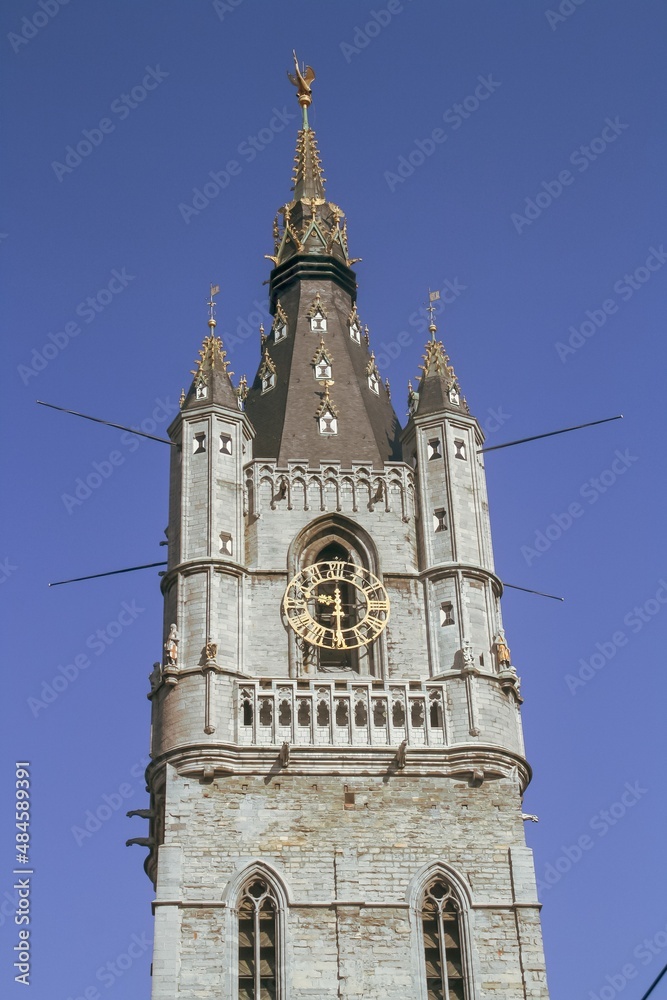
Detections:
140,58,550,999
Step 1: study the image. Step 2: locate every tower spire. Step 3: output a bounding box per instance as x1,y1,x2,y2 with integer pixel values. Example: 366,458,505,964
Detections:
266,54,358,281
245,57,400,466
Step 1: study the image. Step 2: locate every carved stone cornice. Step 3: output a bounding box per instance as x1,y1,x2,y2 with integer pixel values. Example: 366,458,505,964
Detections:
146,743,532,792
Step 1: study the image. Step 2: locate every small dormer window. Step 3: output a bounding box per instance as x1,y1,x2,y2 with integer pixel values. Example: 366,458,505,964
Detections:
348,307,362,344
310,311,327,333
272,302,288,343
319,411,338,435
307,294,328,334
316,382,338,436
366,352,380,394
448,387,460,405
195,383,208,400
311,337,334,382
258,349,276,394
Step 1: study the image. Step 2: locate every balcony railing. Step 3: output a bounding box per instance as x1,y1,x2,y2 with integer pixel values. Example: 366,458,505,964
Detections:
237,680,447,748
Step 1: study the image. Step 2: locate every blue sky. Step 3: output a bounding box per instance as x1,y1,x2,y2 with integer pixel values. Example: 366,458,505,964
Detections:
2,1,666,997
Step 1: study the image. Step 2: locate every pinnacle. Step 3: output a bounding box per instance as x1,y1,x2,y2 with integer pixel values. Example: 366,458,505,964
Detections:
292,127,326,202
191,333,233,377
418,337,456,384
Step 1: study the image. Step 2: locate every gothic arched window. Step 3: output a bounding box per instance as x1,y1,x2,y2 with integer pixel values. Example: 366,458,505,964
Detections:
238,877,279,1000
421,877,467,1000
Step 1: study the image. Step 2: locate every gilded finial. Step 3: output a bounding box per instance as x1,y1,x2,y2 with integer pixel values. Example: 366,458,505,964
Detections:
316,379,339,419
364,324,370,346
207,283,220,328
287,51,316,128
260,323,267,347
179,387,185,407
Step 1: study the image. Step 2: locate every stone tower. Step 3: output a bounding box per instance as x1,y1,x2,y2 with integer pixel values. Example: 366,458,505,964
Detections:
139,59,550,1000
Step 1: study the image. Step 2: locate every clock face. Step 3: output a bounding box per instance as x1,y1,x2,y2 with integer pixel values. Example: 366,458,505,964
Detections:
283,561,390,650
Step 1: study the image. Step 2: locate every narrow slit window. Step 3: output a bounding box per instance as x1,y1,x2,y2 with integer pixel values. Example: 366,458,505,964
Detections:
220,433,232,455
241,694,253,727
440,602,455,626
433,508,447,532
429,694,444,728
411,701,425,728
193,432,206,454
392,700,406,727
454,439,467,460
335,700,349,726
427,438,442,460
220,532,233,556
373,699,387,727
354,701,368,726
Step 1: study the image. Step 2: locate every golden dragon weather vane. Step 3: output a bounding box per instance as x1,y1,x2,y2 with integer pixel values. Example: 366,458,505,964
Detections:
287,50,316,128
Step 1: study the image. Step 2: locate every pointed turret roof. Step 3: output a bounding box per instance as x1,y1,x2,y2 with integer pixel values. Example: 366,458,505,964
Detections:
408,315,469,419
182,312,239,412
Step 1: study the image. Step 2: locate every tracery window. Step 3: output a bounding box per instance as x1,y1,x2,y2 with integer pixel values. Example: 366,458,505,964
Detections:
238,878,279,1000
421,878,467,1000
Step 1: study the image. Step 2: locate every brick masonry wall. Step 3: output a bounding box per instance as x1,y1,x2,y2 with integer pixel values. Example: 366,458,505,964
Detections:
149,768,549,999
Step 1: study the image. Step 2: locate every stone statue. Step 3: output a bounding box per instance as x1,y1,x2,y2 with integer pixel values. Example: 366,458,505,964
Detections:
164,624,179,666
495,630,511,667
